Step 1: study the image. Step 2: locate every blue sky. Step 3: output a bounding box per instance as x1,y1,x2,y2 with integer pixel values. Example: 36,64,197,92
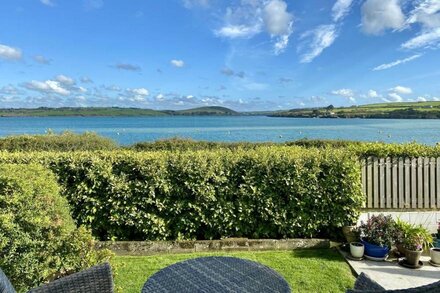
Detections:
0,0,439,111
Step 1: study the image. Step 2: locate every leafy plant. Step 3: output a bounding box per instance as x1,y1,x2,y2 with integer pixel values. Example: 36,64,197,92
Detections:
395,218,433,251
356,214,398,247
0,132,117,152
0,147,364,241
0,164,113,292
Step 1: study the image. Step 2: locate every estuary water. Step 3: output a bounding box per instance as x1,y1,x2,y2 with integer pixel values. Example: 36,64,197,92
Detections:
0,116,439,145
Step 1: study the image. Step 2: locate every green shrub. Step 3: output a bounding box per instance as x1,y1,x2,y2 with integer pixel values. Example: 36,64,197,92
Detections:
130,138,440,158
130,137,274,151
0,147,364,241
0,132,117,152
0,164,112,292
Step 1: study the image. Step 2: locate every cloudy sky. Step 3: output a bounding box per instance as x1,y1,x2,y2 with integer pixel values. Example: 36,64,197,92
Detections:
0,0,439,111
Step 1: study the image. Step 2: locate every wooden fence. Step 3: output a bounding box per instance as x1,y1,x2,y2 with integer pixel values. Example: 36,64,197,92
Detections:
361,157,440,210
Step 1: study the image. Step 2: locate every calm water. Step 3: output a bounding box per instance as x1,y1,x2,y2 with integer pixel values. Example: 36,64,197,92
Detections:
0,116,439,145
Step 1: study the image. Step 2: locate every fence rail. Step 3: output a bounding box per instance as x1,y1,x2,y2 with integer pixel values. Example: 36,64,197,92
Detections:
361,157,440,210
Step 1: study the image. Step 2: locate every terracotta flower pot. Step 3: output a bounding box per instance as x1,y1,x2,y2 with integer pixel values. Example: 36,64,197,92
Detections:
396,243,406,255
350,242,365,258
430,248,440,264
405,249,422,266
342,226,357,243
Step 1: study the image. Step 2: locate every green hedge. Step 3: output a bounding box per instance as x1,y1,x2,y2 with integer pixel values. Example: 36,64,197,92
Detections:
130,137,274,151
0,164,112,292
3,132,440,158
288,139,440,158
0,147,363,241
132,138,440,158
0,132,117,152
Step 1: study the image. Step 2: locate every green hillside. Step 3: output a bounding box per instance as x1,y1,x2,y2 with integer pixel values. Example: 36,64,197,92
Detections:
271,101,440,119
170,106,240,116
0,106,239,117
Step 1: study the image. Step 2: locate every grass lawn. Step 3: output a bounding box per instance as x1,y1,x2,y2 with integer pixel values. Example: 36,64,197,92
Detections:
113,249,355,293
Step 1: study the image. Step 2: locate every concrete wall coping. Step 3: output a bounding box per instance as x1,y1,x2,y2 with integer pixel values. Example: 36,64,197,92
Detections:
97,238,330,256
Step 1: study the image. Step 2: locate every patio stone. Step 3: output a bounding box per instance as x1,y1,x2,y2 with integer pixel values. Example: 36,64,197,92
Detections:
340,249,440,290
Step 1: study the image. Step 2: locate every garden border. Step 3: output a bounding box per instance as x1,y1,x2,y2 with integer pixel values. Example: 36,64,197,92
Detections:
97,238,330,255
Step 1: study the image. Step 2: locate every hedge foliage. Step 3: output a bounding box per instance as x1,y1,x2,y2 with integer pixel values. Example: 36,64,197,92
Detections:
0,147,363,241
3,132,440,158
132,138,440,158
0,164,113,292
0,132,117,152
287,139,440,158
130,137,275,151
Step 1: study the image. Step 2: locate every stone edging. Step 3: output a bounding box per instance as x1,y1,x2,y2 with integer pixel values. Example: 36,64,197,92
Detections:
97,238,330,255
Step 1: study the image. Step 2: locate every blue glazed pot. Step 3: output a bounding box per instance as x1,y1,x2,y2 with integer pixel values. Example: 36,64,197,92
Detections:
361,239,389,258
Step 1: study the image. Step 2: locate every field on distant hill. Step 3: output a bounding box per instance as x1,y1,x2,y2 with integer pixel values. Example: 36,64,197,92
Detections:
271,101,440,119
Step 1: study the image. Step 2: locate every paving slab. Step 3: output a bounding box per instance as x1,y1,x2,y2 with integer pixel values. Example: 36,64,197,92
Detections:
340,250,440,290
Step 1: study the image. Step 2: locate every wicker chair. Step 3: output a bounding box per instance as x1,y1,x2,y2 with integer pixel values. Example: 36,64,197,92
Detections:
347,273,440,292
0,263,113,293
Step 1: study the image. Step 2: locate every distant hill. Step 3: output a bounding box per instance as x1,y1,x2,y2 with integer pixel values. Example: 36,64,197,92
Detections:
0,107,167,117
0,106,239,117
270,101,440,119
169,106,239,116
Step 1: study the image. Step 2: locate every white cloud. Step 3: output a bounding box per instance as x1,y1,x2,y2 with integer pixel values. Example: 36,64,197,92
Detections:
332,0,354,22
80,77,93,83
215,24,261,38
0,44,22,60
274,33,291,54
33,55,51,64
386,92,403,102
263,0,293,35
155,94,165,101
24,80,70,96
406,0,440,29
417,96,427,102
390,85,412,95
401,27,440,49
214,0,293,54
130,88,149,96
40,0,54,6
361,0,405,35
299,25,337,63
331,88,354,98
373,54,422,71
368,90,380,98
113,63,141,71
170,59,185,68
55,74,75,85
398,1,440,50
263,0,293,54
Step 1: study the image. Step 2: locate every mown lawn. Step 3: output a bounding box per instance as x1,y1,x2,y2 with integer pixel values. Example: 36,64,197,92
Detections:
113,249,355,293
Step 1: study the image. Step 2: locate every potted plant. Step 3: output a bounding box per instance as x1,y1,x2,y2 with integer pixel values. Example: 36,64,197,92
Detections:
437,221,440,240
350,242,364,258
342,221,358,244
394,218,411,255
430,247,440,265
402,225,433,266
403,235,423,266
356,214,397,258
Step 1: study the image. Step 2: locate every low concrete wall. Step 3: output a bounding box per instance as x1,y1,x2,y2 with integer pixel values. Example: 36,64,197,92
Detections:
98,238,330,256
360,211,440,233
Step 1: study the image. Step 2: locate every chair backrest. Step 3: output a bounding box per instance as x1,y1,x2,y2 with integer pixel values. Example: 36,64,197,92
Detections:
0,267,16,293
